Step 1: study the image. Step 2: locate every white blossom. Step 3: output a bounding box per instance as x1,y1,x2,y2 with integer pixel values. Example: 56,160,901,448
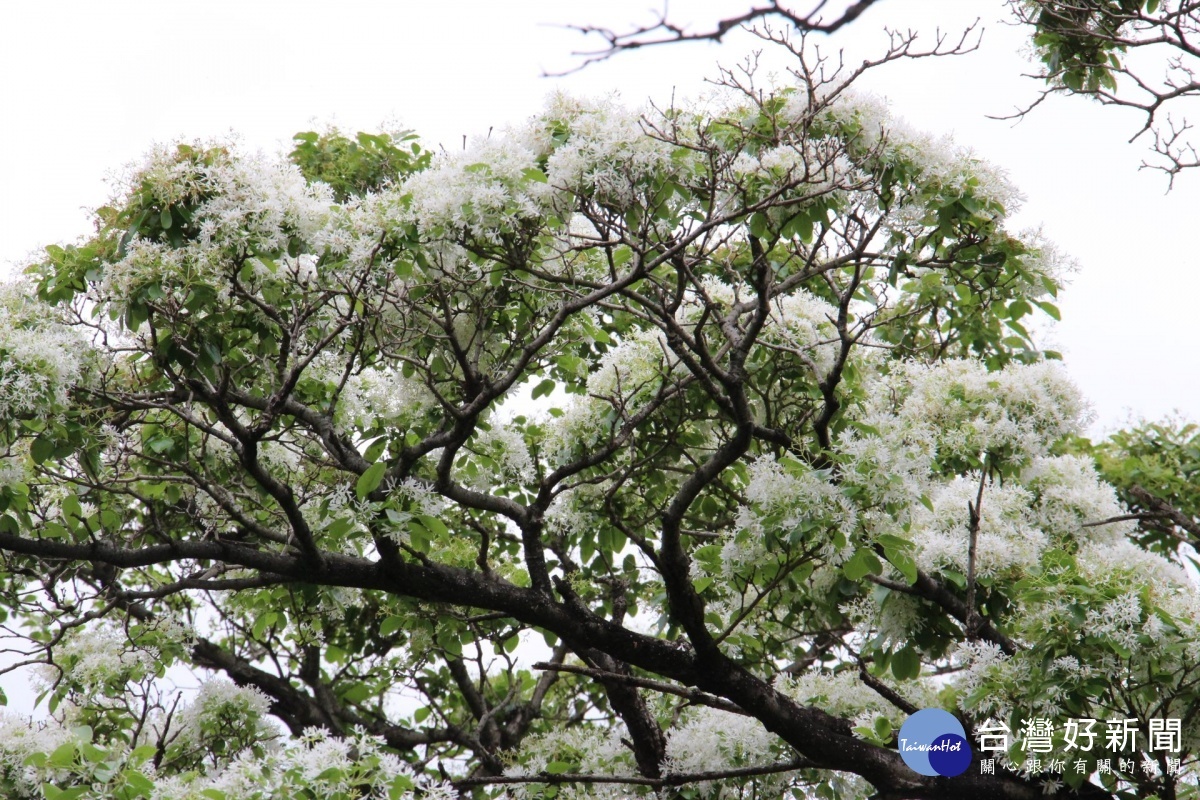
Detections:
404,117,558,244
911,475,1047,578
102,142,334,304
1021,454,1133,542
544,93,687,209
822,91,1022,211
336,366,437,432
170,679,275,753
37,622,157,692
664,707,780,775
0,280,86,421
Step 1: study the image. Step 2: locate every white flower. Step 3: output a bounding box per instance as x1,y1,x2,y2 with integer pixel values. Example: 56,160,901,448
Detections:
822,91,1022,212
849,359,1087,477
103,142,334,305
1022,455,1132,543
505,723,633,782
474,422,533,481
1086,592,1144,651
336,366,437,432
778,670,927,729
544,93,687,209
910,475,1046,578
1076,539,1188,588
0,280,86,421
37,622,157,692
404,117,559,244
728,454,856,573
664,707,779,775
171,679,274,749
0,713,72,794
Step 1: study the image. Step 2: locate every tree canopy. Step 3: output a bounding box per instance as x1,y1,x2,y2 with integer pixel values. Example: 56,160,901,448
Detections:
1,31,1199,800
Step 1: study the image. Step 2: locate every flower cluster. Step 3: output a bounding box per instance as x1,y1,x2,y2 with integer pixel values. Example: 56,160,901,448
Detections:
36,622,158,696
821,91,1022,213
168,679,276,765
0,719,443,800
102,142,334,304
0,280,86,423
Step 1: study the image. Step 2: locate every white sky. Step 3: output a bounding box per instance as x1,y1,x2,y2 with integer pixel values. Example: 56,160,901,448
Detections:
0,0,1197,717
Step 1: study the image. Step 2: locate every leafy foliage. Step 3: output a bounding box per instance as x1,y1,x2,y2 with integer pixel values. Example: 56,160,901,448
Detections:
290,128,430,203
1093,418,1200,554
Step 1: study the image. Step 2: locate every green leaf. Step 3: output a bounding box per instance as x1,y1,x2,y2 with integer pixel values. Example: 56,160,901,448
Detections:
81,742,108,763
748,212,769,239
545,761,573,775
48,741,77,768
843,548,884,581
885,550,918,585
1034,300,1061,321
203,341,223,366
437,628,462,657
379,615,405,637
126,300,149,331
147,436,175,454
389,776,415,800
874,715,893,741
531,378,556,400
586,324,613,345
124,771,155,795
1007,299,1031,320
340,682,371,703
128,745,157,765
417,514,449,538
31,436,55,465
252,611,278,639
943,569,967,589
363,437,388,463
159,208,173,229
787,214,814,243
892,646,920,680
356,462,387,499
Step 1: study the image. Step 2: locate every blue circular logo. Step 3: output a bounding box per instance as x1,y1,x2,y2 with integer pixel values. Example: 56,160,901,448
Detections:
897,709,972,777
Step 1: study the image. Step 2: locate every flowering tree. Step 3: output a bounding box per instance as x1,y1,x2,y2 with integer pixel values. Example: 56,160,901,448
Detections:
1,38,1197,800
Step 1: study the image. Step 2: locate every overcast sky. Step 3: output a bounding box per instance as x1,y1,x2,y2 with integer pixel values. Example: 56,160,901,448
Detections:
1,0,1196,436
